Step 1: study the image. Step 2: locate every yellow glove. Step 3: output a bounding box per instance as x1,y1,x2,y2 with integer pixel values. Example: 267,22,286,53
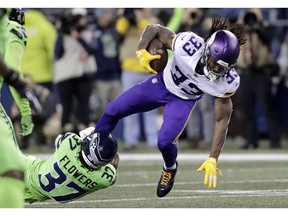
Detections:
20,115,34,136
136,49,161,74
197,157,222,188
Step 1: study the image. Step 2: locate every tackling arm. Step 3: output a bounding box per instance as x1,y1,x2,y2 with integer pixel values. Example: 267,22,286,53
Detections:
110,152,120,170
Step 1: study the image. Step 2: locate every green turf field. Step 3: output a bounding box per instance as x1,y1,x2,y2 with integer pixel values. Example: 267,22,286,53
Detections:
24,149,288,208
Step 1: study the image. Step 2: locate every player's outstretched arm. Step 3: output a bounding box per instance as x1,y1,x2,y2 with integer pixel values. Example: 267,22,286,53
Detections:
209,97,233,159
197,97,233,188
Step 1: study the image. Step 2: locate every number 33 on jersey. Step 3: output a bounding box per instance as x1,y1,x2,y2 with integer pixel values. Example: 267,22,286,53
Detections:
163,31,240,100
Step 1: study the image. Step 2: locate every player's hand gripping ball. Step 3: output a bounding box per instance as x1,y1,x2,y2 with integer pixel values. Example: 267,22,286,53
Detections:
147,38,168,74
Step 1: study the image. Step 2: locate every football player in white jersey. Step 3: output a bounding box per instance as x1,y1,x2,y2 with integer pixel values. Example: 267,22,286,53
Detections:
95,17,247,197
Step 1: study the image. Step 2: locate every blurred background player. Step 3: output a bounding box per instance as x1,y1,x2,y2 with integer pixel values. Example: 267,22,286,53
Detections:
4,8,35,146
237,9,282,149
88,8,122,123
21,8,56,91
23,127,119,203
10,74,61,149
0,8,39,208
54,9,95,134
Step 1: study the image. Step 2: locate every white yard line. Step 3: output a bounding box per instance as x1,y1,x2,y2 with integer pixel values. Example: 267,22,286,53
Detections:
24,152,288,207
26,178,288,206
32,152,288,161
27,188,288,206
114,178,288,187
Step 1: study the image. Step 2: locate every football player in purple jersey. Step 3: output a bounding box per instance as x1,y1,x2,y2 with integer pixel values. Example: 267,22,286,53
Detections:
95,17,246,197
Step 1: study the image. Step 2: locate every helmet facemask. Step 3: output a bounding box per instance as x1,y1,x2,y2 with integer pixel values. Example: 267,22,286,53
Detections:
81,133,105,169
203,50,232,82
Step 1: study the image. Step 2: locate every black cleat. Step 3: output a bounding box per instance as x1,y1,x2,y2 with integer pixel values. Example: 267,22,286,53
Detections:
156,162,178,197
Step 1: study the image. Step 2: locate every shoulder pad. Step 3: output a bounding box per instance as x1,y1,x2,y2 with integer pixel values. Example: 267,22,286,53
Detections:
9,26,27,45
10,28,23,39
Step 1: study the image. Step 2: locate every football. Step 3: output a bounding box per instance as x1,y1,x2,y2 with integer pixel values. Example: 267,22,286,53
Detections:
147,38,168,73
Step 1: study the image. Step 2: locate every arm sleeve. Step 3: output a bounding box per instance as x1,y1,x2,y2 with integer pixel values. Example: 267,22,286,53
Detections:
172,32,192,52
5,40,24,72
9,86,32,116
5,40,31,116
222,70,240,98
103,164,117,187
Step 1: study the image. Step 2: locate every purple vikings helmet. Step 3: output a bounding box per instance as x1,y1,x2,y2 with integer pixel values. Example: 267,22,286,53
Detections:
81,131,118,169
204,30,240,81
